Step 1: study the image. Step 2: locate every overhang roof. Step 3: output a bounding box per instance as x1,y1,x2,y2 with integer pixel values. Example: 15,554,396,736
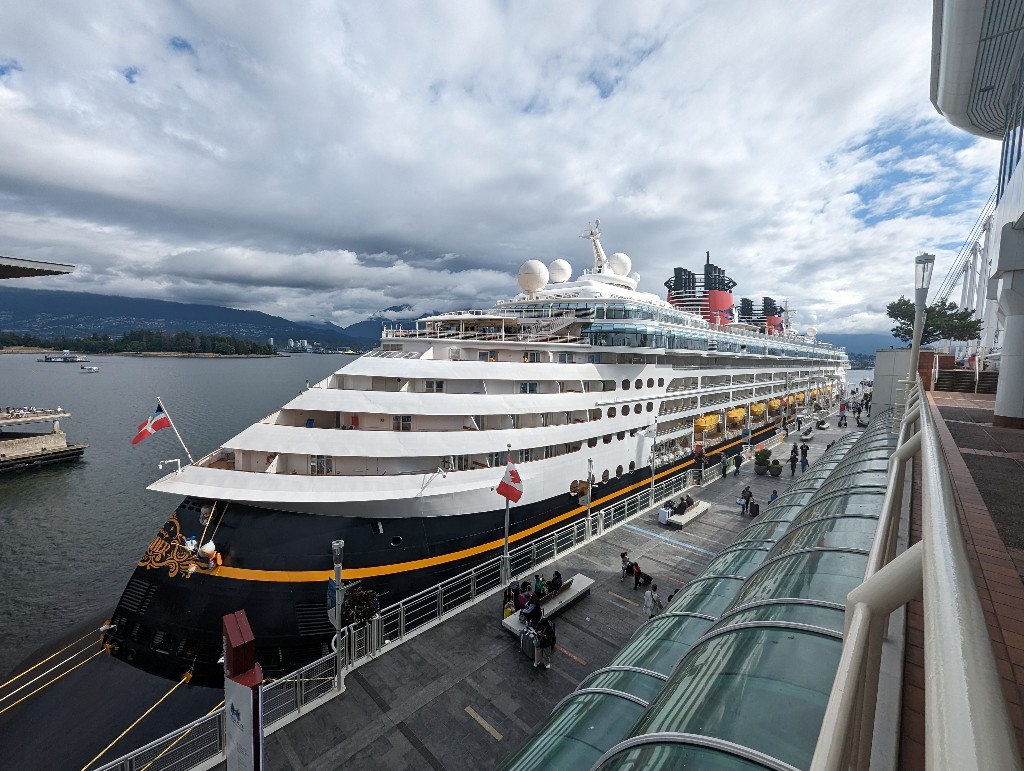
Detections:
0,256,75,280
930,0,1024,139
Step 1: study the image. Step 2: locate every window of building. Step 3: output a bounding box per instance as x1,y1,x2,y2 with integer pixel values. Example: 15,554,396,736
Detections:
647,378,654,388
520,382,538,394
454,455,471,471
622,379,630,390
479,351,496,361
393,415,412,431
588,437,598,448
586,354,601,364
658,377,665,387
425,380,445,393
602,469,610,483
603,435,612,444
488,451,505,467
309,455,333,476
635,379,643,389
617,431,625,441
622,404,630,416
629,461,636,472
607,406,617,418
523,352,541,363
558,353,575,363
616,465,623,478
519,448,534,463
647,403,654,412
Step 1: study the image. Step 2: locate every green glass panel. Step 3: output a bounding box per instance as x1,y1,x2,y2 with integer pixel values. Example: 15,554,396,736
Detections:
632,627,842,770
698,548,769,579
500,692,646,771
670,577,746,618
579,668,667,704
714,601,845,634
738,551,868,606
773,517,878,555
614,615,715,675
598,742,774,770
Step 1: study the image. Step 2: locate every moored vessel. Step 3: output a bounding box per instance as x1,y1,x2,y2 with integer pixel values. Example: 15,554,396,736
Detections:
0,406,86,473
104,222,849,685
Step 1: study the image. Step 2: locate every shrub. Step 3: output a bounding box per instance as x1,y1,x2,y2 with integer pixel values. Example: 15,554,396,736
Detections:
754,449,772,466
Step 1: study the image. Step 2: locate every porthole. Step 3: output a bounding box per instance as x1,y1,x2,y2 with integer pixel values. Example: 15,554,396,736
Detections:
647,378,654,388
629,461,636,472
635,379,642,389
616,465,623,478
617,431,625,441
390,536,403,547
622,379,630,390
630,428,638,437
588,437,598,448
622,404,630,416
603,434,612,444
646,402,654,412
658,378,665,387
607,407,617,418
602,469,610,483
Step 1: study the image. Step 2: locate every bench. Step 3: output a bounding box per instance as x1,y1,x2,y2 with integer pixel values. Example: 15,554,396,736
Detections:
501,573,594,636
665,500,711,529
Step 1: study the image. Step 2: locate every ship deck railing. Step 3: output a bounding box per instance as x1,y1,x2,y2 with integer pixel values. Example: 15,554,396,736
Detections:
810,378,1022,771
95,427,792,771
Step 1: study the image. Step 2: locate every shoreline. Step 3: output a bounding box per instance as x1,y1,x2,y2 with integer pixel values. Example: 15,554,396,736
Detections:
0,347,280,358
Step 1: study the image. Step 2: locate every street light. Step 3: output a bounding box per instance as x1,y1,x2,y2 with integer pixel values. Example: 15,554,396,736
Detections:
907,252,936,387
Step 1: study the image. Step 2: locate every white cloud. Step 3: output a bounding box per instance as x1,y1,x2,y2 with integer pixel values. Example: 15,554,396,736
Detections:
0,0,1002,332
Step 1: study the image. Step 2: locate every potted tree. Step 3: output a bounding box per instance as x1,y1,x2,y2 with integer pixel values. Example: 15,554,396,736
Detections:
769,459,783,477
753,448,772,476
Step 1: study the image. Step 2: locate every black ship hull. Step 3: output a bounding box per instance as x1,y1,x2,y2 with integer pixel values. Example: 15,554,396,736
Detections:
106,424,777,686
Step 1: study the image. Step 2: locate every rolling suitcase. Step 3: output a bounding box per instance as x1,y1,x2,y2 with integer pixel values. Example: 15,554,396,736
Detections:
749,502,760,518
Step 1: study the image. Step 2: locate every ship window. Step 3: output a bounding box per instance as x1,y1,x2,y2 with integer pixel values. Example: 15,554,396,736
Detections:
558,353,575,363
607,407,617,418
523,352,541,363
309,455,333,476
519,382,538,394
616,465,623,478
487,451,505,467
647,378,654,388
617,431,625,440
587,354,601,363
479,350,497,361
390,536,403,547
658,378,665,387
622,379,630,390
540,413,549,427
646,403,654,412
392,415,412,431
602,469,610,482
622,404,630,415
629,461,636,472
588,437,598,448
454,455,470,471
425,380,445,393
635,379,643,389
603,435,612,444
519,448,534,463
544,445,556,459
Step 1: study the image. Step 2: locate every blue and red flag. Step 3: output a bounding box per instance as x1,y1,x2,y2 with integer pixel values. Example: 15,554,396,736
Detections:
132,404,172,445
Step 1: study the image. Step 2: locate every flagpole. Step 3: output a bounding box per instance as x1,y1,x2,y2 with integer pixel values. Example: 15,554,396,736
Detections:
501,443,511,587
157,396,194,464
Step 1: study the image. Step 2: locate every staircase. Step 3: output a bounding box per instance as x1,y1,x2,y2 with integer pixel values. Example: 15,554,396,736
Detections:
933,369,977,393
976,371,999,394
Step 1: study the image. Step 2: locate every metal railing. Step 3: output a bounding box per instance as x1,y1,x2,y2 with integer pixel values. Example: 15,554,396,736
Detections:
100,438,767,771
810,379,1022,771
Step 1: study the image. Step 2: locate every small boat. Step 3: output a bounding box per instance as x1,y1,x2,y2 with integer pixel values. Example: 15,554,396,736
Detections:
38,350,90,363
80,365,100,373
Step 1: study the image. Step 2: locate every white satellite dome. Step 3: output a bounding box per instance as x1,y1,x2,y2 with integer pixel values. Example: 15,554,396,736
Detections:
805,326,817,338
606,252,632,276
517,260,549,292
629,272,640,283
548,258,572,283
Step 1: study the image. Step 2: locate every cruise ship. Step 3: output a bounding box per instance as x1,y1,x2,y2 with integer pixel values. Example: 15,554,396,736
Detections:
104,222,848,685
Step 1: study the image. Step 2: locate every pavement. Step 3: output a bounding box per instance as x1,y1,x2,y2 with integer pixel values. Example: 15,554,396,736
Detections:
259,419,851,770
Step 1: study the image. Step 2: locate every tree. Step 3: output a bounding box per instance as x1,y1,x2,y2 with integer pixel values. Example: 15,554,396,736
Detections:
886,296,983,345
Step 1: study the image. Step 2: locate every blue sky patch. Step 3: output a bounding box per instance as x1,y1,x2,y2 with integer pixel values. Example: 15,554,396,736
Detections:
123,66,139,84
0,58,23,77
169,36,195,55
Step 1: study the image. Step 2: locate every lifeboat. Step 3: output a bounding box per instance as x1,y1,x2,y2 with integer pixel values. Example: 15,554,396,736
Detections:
796,392,806,403
726,408,746,423
694,415,720,431
750,403,766,416
768,398,781,410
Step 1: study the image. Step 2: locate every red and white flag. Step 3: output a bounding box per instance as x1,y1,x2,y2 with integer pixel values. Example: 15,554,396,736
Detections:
496,457,523,503
132,404,172,446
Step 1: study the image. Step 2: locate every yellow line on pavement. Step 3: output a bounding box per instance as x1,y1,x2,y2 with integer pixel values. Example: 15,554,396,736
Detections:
555,645,587,665
608,591,639,606
465,706,503,741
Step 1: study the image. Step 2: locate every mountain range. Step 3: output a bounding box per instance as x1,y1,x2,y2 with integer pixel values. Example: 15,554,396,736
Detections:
0,286,896,356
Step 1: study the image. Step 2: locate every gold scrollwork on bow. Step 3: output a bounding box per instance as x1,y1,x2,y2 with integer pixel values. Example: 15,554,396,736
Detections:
138,513,196,579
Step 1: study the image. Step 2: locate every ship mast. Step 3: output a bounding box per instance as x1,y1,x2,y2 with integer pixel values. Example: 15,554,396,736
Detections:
580,220,608,273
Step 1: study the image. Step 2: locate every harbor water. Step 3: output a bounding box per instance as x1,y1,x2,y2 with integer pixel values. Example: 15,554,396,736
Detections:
0,353,354,676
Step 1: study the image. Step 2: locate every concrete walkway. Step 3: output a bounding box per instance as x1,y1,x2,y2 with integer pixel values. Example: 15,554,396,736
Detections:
260,422,849,770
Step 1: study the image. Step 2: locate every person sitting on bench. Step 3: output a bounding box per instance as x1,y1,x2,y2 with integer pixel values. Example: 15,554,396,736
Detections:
546,571,563,593
680,494,694,513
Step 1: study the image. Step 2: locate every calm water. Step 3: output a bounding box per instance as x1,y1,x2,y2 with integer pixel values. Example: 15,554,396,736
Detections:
0,353,354,675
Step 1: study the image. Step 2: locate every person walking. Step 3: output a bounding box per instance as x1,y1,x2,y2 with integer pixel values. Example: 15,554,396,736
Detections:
800,442,809,459
733,453,743,476
633,559,646,590
740,486,753,515
800,454,809,473
533,618,555,669
620,552,629,582
643,584,663,620
720,454,728,479
789,453,798,477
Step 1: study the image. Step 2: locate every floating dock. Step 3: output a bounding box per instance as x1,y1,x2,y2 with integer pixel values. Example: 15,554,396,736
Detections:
0,408,86,473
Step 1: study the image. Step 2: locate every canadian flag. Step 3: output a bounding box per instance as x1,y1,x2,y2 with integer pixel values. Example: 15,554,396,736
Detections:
496,457,523,503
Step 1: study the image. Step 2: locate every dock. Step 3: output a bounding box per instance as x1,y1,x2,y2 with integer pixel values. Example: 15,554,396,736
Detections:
258,430,831,770
0,407,86,473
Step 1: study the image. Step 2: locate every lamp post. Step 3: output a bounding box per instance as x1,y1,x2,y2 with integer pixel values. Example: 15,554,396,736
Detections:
331,539,345,688
899,253,935,420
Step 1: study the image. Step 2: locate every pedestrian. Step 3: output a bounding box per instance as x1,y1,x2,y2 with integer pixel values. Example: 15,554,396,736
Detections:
797,416,803,430
533,618,555,669
789,454,798,477
643,583,663,619
800,455,809,473
633,559,646,590
800,442,809,459
720,454,728,479
733,453,743,476
620,552,629,582
740,485,752,515
534,574,545,597
770,489,778,504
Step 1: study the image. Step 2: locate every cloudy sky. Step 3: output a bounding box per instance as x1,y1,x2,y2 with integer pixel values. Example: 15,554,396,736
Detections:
0,1,999,333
